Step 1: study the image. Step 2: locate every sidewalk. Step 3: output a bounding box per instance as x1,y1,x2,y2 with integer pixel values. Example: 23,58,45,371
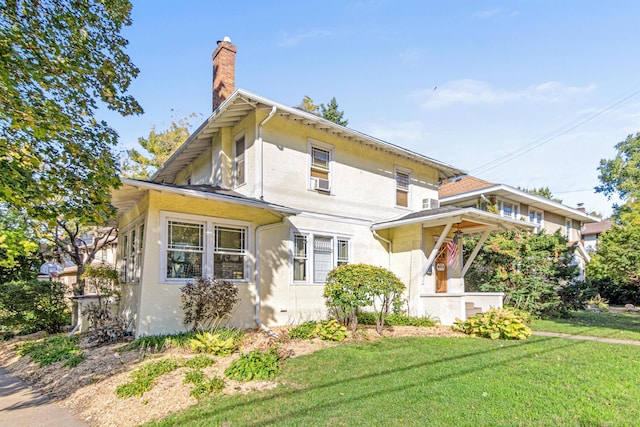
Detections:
532,330,640,346
0,367,87,427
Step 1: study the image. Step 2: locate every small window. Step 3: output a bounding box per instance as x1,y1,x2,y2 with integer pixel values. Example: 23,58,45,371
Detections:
313,236,333,283
565,219,572,239
234,135,245,187
529,209,543,231
293,234,307,281
214,226,246,280
337,239,349,266
310,145,331,192
167,221,204,279
498,200,519,219
395,170,410,207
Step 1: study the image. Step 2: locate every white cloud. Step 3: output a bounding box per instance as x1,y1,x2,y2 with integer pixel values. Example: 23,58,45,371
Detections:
413,79,596,109
474,8,519,19
276,30,335,47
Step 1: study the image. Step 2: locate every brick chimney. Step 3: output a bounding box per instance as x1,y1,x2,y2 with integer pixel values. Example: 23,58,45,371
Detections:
212,36,237,111
577,203,586,212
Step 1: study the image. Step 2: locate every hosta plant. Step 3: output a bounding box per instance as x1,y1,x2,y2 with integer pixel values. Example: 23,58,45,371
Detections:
188,331,237,356
314,319,347,342
452,307,531,340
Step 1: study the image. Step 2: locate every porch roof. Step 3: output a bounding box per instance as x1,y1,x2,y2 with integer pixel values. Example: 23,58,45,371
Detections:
371,206,535,233
111,178,300,220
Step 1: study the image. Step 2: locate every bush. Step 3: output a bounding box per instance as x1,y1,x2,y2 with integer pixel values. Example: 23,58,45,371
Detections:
358,312,438,327
324,264,406,333
17,335,84,367
0,279,70,334
313,319,347,342
225,348,280,381
453,308,532,340
181,277,239,331
81,266,125,345
587,294,610,312
557,280,599,312
188,331,237,356
287,321,318,340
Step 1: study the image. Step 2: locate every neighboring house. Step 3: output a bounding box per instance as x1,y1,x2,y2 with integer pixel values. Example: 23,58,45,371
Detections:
438,175,598,280
111,38,535,337
581,220,612,253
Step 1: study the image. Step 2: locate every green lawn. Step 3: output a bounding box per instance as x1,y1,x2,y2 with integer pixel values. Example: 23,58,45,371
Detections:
531,310,640,341
150,335,640,426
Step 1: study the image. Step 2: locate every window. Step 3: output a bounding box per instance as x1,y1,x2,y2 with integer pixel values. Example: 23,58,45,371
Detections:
234,135,245,187
528,209,543,231
167,221,204,279
161,213,251,283
309,143,332,192
395,170,410,207
214,226,246,280
292,232,350,284
120,220,145,284
565,218,572,239
497,200,519,219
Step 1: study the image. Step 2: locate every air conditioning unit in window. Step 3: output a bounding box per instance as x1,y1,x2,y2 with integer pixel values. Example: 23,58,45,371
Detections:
313,178,331,192
422,198,439,210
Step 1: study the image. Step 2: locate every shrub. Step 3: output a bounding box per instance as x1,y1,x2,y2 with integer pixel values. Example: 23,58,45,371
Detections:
126,332,194,353
287,321,318,340
452,308,532,340
116,358,180,398
181,277,239,331
81,265,125,345
188,331,237,356
324,264,406,333
314,319,347,342
557,280,599,312
357,312,438,327
225,348,280,381
587,294,610,312
0,279,69,334
17,335,84,367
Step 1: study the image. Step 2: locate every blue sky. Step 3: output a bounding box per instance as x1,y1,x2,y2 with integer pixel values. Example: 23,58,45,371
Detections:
103,1,640,217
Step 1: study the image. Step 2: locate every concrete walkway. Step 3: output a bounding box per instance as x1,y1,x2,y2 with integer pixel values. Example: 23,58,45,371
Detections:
532,330,640,346
0,367,87,427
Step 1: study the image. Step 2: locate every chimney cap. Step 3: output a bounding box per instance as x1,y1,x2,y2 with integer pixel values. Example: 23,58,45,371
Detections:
218,36,232,44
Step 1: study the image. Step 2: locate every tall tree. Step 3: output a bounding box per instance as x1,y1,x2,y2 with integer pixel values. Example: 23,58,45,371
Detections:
122,114,197,180
320,97,348,126
520,186,562,203
0,0,142,223
596,132,640,217
296,95,319,115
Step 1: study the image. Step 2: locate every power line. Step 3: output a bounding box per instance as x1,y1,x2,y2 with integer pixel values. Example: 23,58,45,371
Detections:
470,86,640,176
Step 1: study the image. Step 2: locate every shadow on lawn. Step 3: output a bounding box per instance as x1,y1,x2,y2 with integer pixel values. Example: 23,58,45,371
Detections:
540,310,640,337
171,334,591,426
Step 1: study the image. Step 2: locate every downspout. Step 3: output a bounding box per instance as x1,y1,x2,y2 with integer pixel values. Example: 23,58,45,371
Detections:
258,106,277,200
371,228,392,269
254,219,285,337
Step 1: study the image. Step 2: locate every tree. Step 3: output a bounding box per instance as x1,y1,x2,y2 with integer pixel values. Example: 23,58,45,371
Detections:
296,95,319,115
464,230,577,316
596,132,640,217
0,0,142,223
519,186,562,203
0,205,41,282
122,113,198,179
320,97,348,126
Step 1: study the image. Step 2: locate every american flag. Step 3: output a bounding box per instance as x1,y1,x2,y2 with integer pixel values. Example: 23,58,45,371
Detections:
446,234,459,266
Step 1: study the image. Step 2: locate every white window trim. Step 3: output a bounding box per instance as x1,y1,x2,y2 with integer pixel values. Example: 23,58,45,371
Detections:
394,166,412,209
528,208,544,231
159,211,253,284
307,139,334,194
120,215,145,285
233,131,246,188
497,198,520,220
290,228,351,285
565,218,572,239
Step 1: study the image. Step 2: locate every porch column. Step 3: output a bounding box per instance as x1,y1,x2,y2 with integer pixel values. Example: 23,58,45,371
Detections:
461,229,490,277
423,222,453,275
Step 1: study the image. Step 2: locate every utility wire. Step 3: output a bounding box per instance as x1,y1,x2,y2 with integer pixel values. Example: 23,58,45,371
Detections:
470,86,640,176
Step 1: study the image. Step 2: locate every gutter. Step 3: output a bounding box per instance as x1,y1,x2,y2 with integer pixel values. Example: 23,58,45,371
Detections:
258,106,277,200
254,219,285,338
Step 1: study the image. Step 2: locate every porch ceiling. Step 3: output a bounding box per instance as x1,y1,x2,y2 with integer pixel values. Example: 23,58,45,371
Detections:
371,206,535,234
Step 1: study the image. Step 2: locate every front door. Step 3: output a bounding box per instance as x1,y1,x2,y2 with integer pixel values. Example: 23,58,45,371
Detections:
435,246,447,293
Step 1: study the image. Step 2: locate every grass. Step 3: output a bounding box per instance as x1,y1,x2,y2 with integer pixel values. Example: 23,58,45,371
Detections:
16,335,84,367
532,310,640,341
149,334,640,426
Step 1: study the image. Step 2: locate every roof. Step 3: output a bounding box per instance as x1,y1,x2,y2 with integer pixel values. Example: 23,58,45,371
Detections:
439,180,598,223
438,176,494,198
111,178,300,219
372,206,535,233
151,89,465,184
582,219,612,236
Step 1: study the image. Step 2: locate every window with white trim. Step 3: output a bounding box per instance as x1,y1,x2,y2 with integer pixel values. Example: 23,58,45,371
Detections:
233,134,245,187
528,209,543,231
565,218,572,239
120,220,145,284
292,232,350,283
161,213,250,283
214,226,246,280
497,200,520,219
395,169,410,207
309,143,332,193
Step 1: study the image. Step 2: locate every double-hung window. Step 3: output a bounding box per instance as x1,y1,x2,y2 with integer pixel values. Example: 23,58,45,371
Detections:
309,143,332,192
292,232,350,283
120,219,145,284
167,221,204,279
565,218,572,239
214,226,246,280
497,200,519,219
528,209,543,231
395,169,410,207
234,135,245,187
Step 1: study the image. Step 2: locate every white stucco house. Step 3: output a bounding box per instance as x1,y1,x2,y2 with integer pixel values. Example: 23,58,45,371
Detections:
111,38,535,337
